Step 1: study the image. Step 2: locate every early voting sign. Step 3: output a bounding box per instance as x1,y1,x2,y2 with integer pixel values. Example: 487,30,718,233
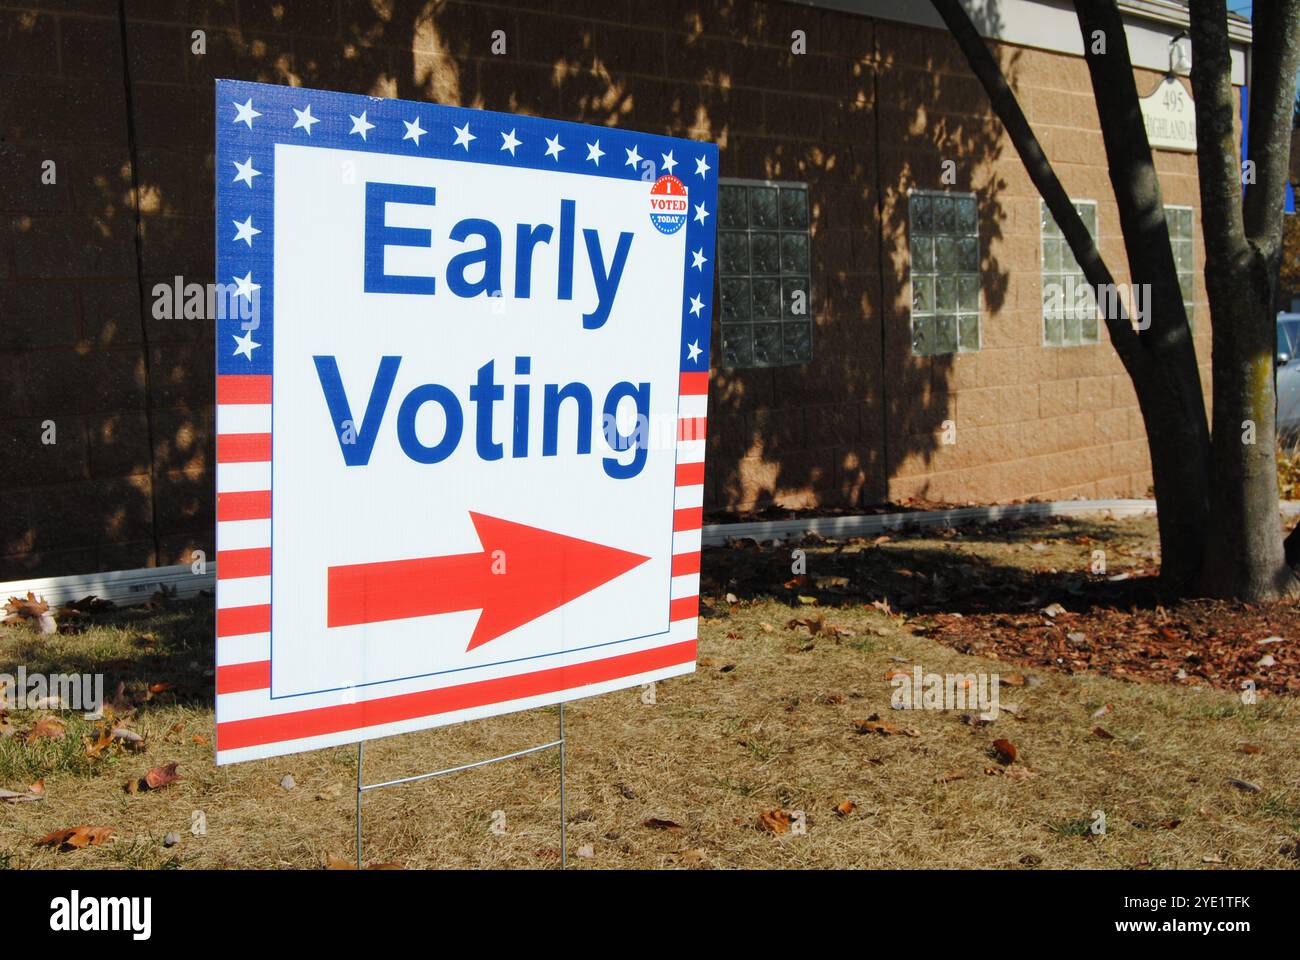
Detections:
213,80,717,764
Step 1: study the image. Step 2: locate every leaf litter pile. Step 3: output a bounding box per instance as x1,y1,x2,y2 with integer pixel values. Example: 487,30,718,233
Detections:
702,515,1298,696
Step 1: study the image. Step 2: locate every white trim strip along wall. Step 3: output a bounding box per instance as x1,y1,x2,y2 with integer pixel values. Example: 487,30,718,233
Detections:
785,0,1249,85
9,499,1300,609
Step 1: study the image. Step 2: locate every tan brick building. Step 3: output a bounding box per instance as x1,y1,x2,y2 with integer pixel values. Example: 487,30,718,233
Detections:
0,0,1249,579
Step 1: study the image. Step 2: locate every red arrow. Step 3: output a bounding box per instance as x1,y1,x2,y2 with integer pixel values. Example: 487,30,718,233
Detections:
326,512,651,651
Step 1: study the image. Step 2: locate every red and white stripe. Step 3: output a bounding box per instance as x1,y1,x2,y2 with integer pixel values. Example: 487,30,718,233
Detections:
214,371,709,763
215,375,272,704
670,370,707,629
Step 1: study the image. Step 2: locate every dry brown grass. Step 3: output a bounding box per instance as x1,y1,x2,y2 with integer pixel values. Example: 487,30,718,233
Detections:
2,517,1299,869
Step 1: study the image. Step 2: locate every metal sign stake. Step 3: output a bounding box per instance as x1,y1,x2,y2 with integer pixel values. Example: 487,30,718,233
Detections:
353,706,567,869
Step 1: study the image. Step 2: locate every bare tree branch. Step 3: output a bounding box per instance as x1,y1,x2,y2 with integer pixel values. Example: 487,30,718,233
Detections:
1188,0,1252,270
1074,1,1194,354
927,0,1147,374
1241,0,1300,259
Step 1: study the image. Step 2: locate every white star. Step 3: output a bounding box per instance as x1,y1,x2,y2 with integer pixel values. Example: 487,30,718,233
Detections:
693,201,709,225
453,122,476,150
694,154,711,178
232,156,260,187
403,116,426,144
349,111,375,140
585,140,605,165
232,330,261,360
624,145,642,168
232,98,261,128
686,340,702,363
544,134,565,160
232,271,261,301
688,294,705,317
292,104,318,135
661,150,678,175
691,248,707,271
500,128,521,155
232,216,261,246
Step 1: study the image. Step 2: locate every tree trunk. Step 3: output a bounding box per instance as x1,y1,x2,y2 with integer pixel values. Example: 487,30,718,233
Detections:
1074,2,1214,592
931,0,1212,591
1189,0,1300,599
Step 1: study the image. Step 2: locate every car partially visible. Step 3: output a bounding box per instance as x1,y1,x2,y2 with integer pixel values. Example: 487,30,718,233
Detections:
1276,313,1300,445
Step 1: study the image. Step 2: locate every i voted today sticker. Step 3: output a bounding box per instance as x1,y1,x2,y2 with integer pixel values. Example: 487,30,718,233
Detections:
649,175,688,235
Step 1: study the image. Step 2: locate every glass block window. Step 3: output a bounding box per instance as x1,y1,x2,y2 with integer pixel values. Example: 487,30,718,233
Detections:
909,190,980,356
717,178,812,367
1041,199,1100,347
1165,205,1195,325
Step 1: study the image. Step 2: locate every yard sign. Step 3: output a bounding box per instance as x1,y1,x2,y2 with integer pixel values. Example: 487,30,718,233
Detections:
213,80,716,764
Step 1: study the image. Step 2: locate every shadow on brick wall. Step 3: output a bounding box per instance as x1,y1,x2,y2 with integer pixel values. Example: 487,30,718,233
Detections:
0,0,1015,580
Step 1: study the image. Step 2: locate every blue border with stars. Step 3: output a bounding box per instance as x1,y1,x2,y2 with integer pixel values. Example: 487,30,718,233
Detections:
215,78,719,379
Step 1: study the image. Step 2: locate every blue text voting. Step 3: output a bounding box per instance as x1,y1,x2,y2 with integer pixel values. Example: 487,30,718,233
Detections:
313,182,650,480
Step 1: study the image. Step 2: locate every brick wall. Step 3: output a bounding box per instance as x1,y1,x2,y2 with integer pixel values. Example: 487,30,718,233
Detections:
0,0,1209,579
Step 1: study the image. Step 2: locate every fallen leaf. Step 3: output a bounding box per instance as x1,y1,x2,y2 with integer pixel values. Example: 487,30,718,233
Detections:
2,591,50,624
1040,603,1066,618
834,800,856,816
1091,726,1116,740
37,826,115,851
642,818,682,832
61,595,114,616
855,716,919,737
131,762,182,793
1227,778,1262,794
757,809,792,834
814,576,849,589
992,738,1018,765
111,727,146,752
83,728,114,759
0,779,45,804
1239,742,1263,755
1091,703,1113,719
25,717,66,742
